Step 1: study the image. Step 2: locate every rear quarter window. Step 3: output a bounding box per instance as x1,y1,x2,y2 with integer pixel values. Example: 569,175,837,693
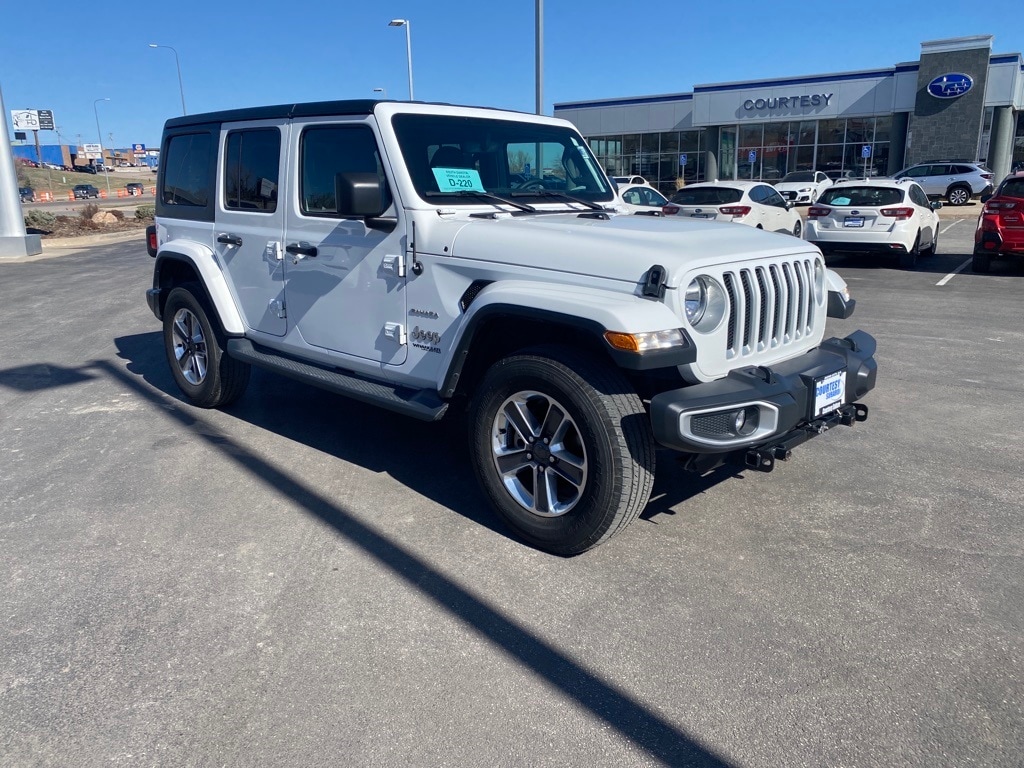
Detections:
157,127,218,223
999,178,1024,199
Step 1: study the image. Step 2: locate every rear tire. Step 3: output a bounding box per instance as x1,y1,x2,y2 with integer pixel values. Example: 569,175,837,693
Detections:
899,233,921,269
947,185,971,206
923,228,938,257
971,253,992,273
163,284,250,408
468,346,655,556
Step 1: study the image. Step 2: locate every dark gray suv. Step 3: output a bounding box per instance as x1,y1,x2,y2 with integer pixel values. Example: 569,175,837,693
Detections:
893,162,994,205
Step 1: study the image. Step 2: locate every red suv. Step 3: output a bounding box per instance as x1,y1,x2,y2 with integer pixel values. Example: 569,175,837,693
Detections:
974,172,1024,272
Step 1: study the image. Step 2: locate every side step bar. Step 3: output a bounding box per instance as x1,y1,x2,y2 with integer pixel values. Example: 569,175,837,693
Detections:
226,339,448,422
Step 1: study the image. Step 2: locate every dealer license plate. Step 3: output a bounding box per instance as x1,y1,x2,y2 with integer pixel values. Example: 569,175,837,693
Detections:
812,370,847,418
843,217,864,228
690,213,711,219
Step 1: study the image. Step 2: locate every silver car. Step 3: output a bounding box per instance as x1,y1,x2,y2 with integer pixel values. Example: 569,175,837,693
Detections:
893,161,994,205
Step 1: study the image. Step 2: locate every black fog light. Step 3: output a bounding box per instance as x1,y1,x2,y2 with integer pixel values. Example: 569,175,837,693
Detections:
733,406,760,437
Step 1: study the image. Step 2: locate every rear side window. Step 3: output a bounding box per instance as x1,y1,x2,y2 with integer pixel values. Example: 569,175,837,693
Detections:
162,132,213,207
300,125,390,216
670,187,742,205
818,186,904,207
224,128,281,212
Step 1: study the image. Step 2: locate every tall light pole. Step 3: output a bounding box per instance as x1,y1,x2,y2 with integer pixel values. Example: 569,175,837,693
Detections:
388,19,414,101
93,97,111,198
535,0,543,115
149,43,187,115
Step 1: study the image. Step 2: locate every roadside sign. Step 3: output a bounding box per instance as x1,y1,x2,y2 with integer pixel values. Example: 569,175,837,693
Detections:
11,110,39,130
37,110,54,130
83,143,102,153
748,150,756,163
14,131,26,140
679,153,687,166
133,143,146,153
861,145,872,158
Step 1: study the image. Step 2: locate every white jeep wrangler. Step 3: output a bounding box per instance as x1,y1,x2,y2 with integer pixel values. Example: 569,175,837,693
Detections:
145,99,877,555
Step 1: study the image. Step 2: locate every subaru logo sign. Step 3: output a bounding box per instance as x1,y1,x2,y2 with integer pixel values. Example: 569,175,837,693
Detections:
927,73,974,99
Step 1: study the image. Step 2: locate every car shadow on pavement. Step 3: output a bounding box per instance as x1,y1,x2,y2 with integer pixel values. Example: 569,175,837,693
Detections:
96,331,735,768
112,331,506,539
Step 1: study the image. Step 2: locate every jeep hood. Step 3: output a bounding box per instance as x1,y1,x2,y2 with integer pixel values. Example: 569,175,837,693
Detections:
430,212,818,287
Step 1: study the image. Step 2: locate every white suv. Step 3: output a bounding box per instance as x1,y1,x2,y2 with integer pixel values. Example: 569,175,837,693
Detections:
145,99,877,555
805,179,941,269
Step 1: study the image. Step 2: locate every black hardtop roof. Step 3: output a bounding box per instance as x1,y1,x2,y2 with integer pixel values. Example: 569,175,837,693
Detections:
161,98,540,132
163,99,380,130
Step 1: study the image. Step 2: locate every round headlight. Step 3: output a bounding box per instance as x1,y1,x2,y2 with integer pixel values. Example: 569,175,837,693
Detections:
684,278,707,324
684,275,727,333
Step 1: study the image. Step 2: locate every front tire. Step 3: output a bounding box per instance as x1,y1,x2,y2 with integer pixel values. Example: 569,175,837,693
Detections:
163,284,250,408
469,346,655,556
792,220,802,238
971,252,992,273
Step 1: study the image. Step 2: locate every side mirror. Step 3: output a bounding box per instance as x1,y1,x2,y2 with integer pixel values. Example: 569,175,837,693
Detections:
335,172,386,218
784,201,793,210
931,201,943,210
980,193,992,204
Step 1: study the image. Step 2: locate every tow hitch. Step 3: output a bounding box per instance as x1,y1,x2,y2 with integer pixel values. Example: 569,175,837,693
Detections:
744,403,868,473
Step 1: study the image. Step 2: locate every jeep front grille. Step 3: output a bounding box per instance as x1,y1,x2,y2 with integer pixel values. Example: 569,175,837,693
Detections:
722,258,816,359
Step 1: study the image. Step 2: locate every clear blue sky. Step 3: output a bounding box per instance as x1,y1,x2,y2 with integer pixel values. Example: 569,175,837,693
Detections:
4,0,1024,150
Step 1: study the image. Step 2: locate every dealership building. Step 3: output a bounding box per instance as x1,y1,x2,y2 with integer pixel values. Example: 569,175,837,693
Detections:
553,35,1023,194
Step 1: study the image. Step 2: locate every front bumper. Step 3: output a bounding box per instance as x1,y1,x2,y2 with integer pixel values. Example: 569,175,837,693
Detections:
650,331,877,468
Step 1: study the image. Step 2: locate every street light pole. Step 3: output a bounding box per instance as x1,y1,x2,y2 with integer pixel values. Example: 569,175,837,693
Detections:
94,97,111,198
535,0,543,115
149,43,187,115
388,19,414,101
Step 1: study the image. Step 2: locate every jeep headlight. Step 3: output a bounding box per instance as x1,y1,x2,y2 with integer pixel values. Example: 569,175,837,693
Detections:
814,260,826,303
684,276,726,333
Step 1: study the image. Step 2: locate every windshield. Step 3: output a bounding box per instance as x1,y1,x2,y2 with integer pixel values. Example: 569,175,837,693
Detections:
818,186,903,206
391,113,614,206
781,172,814,183
669,187,742,205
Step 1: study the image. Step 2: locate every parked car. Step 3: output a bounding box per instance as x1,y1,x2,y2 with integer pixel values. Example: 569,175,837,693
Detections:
126,182,145,196
144,98,877,555
616,183,669,213
893,161,993,205
972,171,1024,272
73,165,97,174
805,178,941,269
774,170,832,204
662,181,803,236
73,184,100,199
19,186,34,203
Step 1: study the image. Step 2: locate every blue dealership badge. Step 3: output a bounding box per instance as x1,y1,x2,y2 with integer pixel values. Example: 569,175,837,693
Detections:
927,73,974,99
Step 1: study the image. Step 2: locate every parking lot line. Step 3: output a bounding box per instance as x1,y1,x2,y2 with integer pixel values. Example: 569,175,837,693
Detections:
935,221,969,286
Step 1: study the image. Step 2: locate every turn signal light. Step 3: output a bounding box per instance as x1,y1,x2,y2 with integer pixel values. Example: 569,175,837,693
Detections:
662,204,680,216
880,207,914,220
718,206,751,217
808,206,830,218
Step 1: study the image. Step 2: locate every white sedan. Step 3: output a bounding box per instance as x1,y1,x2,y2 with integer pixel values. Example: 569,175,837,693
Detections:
774,170,832,204
616,184,669,213
804,178,941,269
662,181,803,237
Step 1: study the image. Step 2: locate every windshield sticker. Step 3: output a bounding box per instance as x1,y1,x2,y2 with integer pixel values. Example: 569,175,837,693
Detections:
432,167,485,193
831,196,852,205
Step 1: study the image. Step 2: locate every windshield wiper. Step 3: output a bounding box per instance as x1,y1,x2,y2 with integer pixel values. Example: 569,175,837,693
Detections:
423,190,535,212
509,189,604,211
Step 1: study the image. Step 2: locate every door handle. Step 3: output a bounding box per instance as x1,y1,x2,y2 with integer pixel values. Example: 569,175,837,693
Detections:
217,233,243,247
285,243,318,257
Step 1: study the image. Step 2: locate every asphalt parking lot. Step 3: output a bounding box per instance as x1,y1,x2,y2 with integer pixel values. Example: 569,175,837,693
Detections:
1,217,1021,767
